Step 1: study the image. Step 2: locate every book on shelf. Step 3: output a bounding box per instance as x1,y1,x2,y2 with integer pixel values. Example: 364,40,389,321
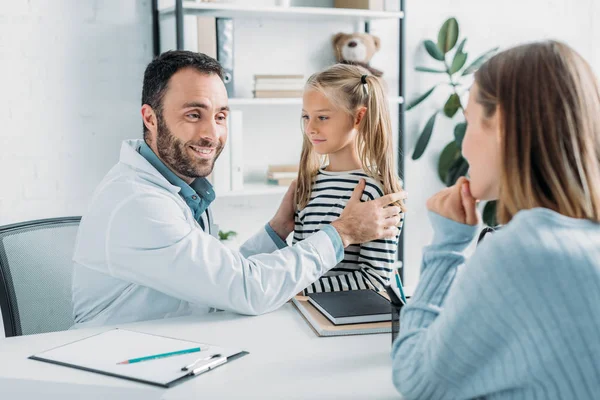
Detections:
196,16,217,58
254,74,304,80
254,82,305,91
194,16,234,96
267,178,295,186
267,171,298,180
212,125,231,193
229,110,244,191
266,165,298,186
254,90,303,98
268,164,299,173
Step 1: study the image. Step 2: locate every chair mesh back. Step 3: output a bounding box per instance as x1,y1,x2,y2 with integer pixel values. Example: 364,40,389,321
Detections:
0,220,79,336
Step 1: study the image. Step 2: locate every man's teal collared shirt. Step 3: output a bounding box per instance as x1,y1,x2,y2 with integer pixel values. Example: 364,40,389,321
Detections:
138,142,215,225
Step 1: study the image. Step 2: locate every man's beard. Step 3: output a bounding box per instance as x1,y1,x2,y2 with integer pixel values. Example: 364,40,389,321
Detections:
155,115,223,180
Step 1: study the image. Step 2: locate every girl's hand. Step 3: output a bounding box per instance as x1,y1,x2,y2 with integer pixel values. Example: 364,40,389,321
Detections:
426,177,479,226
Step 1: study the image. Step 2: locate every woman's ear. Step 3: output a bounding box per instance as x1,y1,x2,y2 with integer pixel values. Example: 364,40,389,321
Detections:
354,107,367,127
494,105,502,143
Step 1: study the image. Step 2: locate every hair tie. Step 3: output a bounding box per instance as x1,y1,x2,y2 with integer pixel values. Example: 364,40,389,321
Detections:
361,75,368,84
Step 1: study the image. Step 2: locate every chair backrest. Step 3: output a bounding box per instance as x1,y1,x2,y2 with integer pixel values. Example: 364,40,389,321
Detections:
477,225,502,246
0,217,81,337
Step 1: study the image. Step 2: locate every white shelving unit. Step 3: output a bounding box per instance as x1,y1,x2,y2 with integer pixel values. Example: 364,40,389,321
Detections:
159,3,404,21
154,0,404,197
228,96,404,106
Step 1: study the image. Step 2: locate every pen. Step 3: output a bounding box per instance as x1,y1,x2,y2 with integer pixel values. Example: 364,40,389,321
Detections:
117,347,203,365
394,270,407,303
182,353,222,371
187,356,227,376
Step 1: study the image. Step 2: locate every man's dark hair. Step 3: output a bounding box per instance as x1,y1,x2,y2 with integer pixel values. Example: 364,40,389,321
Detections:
141,50,224,140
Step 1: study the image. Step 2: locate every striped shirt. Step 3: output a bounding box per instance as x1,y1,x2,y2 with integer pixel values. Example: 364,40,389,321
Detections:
293,168,403,294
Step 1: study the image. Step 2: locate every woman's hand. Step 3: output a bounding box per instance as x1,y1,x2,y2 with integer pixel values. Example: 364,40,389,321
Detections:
426,177,479,226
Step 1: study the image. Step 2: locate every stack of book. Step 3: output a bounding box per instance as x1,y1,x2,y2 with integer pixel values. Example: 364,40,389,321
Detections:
267,165,298,186
254,75,305,98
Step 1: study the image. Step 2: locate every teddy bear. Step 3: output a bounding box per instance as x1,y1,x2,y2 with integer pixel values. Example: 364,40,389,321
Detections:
332,32,383,77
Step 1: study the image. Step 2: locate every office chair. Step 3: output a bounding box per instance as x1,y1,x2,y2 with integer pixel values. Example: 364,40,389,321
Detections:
0,217,81,337
477,225,502,245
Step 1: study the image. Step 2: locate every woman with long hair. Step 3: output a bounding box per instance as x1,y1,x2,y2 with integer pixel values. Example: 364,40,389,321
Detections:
393,41,600,399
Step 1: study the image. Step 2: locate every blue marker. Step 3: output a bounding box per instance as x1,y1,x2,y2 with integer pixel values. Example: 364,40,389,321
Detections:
395,271,407,303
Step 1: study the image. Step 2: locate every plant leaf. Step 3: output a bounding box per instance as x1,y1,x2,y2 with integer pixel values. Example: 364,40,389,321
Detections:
456,38,467,54
438,141,461,183
412,112,437,160
449,51,468,74
437,17,459,54
415,66,446,73
462,47,499,75
445,156,469,186
482,200,498,227
443,93,461,118
424,40,445,61
454,122,467,148
406,85,437,111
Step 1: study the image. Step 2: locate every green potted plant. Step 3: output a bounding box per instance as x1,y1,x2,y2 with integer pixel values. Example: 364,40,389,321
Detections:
218,230,239,250
407,17,499,226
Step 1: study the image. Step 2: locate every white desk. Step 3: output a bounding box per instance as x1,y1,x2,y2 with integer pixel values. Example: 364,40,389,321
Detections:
0,304,401,399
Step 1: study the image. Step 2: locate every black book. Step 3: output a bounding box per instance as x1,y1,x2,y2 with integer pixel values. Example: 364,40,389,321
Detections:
307,289,391,325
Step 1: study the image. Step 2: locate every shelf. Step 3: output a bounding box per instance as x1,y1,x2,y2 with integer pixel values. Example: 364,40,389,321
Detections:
160,3,404,21
217,182,289,198
229,96,404,106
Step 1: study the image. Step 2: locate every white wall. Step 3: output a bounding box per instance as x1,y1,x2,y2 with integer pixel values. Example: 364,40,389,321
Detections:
401,0,597,287
0,0,152,225
1,0,599,337
0,0,153,338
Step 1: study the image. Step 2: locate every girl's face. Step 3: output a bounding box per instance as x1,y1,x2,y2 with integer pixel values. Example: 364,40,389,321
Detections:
302,89,358,155
462,83,502,200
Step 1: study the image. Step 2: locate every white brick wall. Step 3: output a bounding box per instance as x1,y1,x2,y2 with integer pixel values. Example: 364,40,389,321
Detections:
0,0,152,225
0,0,153,338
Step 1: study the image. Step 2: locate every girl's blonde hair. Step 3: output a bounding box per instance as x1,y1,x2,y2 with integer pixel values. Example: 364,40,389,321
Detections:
296,63,405,211
475,41,600,224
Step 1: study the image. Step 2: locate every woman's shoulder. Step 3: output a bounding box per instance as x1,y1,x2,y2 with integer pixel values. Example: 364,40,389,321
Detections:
478,207,600,276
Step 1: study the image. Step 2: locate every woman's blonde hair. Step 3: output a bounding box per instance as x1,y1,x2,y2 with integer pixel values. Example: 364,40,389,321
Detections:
475,41,600,224
296,63,405,211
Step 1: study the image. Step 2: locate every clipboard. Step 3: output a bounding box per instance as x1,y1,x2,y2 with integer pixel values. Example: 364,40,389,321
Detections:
29,328,248,388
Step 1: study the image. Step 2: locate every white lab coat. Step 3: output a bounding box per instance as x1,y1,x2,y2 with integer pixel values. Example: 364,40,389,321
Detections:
72,140,339,328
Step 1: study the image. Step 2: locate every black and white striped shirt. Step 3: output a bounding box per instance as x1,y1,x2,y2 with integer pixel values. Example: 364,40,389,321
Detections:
293,168,404,294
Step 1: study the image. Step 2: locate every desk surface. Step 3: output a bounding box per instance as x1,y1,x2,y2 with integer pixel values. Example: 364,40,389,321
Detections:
0,303,401,399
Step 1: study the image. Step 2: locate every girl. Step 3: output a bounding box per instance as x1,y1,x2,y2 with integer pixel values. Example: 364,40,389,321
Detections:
392,41,600,399
294,63,406,294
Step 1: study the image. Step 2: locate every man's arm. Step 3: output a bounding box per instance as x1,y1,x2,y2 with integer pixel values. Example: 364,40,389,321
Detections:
107,194,343,316
238,181,297,258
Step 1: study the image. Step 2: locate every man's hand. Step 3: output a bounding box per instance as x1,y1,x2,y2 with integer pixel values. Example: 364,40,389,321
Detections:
269,180,297,240
331,179,407,248
426,176,479,226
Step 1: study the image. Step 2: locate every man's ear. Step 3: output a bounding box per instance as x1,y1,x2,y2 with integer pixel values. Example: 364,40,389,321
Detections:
354,107,367,127
141,104,157,137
